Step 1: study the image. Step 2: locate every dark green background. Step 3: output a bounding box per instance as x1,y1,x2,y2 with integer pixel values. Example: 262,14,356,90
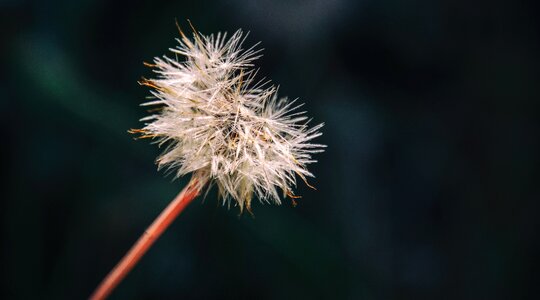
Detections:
2,0,539,299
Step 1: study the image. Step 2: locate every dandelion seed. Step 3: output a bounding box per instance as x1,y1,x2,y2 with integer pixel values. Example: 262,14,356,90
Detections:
136,24,325,212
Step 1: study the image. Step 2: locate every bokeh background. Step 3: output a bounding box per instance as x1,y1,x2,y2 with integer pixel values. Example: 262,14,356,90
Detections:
2,0,539,299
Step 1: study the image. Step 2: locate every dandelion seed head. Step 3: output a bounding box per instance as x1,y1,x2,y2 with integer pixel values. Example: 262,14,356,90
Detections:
135,25,325,211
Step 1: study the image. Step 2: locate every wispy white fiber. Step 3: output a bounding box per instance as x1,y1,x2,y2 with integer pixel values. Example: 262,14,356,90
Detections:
135,25,325,211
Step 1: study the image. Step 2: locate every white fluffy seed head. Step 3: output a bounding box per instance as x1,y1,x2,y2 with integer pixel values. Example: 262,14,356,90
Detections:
134,25,325,212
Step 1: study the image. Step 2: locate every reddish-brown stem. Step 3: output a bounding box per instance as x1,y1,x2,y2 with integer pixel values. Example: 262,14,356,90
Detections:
90,179,201,300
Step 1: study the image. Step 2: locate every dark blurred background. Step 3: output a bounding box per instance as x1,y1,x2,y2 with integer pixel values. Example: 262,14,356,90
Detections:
2,0,539,299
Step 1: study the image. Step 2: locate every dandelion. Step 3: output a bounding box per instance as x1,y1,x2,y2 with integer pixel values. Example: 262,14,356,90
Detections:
90,21,324,299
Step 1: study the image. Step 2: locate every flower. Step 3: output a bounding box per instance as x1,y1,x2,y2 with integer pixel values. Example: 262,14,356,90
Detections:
132,23,325,212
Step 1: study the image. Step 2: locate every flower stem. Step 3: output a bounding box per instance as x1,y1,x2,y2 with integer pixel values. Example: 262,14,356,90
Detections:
90,179,201,300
